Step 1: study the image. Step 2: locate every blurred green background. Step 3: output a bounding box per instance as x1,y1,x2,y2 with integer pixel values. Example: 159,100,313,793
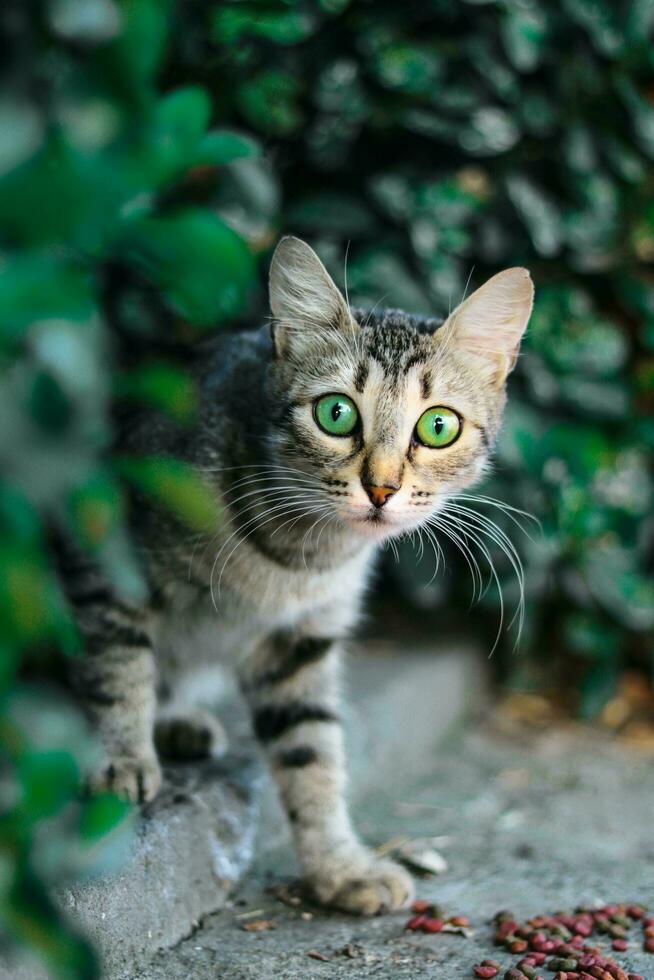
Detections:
0,0,652,976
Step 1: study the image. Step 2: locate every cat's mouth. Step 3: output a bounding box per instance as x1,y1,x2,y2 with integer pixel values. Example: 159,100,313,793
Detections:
344,507,407,539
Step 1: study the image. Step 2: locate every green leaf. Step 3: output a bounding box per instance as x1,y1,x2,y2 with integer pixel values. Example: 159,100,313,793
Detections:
0,548,59,647
28,372,73,434
460,107,520,156
501,7,548,72
528,286,628,376
562,0,623,56
212,6,314,45
149,86,212,180
0,256,95,345
563,613,620,659
117,210,255,325
115,362,198,423
155,86,210,143
97,0,170,100
0,487,43,546
18,751,78,821
578,657,619,719
79,793,132,841
616,75,654,160
505,174,563,256
237,71,302,136
194,129,260,166
0,137,120,248
68,474,124,550
374,43,442,95
116,455,221,531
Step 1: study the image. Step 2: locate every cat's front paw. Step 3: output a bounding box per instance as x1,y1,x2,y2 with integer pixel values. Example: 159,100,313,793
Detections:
92,753,162,804
308,854,414,915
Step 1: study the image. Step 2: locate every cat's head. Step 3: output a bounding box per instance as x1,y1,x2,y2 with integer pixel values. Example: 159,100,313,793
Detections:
267,237,533,541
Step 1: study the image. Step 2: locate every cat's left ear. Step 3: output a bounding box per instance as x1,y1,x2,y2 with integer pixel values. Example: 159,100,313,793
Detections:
439,268,534,386
269,236,353,357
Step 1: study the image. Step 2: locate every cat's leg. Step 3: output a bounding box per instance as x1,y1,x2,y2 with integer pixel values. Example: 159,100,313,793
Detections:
74,607,161,804
241,632,414,915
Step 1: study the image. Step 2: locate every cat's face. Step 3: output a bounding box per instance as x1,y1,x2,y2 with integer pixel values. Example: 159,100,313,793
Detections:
267,237,533,541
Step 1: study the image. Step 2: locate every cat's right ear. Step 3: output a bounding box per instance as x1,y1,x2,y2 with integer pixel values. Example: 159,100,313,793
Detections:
269,236,352,357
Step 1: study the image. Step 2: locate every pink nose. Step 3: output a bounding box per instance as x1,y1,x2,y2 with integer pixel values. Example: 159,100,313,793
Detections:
363,485,397,508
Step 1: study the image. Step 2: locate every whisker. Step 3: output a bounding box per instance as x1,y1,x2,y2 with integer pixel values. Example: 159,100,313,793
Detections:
447,503,525,625
438,512,506,656
438,499,527,656
455,493,541,539
419,523,444,585
207,493,318,587
211,501,329,605
190,487,318,578
429,516,482,600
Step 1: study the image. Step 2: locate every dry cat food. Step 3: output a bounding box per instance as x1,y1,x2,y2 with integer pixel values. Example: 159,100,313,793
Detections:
472,903,651,979
405,900,471,935
406,900,650,979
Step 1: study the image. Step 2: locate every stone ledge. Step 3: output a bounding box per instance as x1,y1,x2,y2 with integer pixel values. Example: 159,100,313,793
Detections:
0,754,263,980
80,753,263,977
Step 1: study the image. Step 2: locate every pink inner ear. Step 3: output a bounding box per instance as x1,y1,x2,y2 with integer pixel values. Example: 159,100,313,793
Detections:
269,236,350,335
444,268,534,361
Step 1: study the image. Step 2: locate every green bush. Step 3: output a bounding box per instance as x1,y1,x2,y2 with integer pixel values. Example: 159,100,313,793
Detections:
171,0,653,710
1,0,653,976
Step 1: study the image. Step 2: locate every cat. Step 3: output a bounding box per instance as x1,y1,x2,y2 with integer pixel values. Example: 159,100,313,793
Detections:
65,236,533,915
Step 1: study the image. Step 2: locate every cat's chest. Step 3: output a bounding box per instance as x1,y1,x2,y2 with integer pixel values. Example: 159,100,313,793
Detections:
190,530,374,621
158,541,375,670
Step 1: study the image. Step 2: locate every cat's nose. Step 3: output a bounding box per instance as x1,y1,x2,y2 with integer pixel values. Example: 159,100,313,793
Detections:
363,484,398,508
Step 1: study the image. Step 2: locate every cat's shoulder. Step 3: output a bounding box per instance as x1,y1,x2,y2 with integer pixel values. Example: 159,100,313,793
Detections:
193,324,272,388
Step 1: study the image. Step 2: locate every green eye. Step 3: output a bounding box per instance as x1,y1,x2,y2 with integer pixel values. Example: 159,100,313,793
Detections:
415,406,461,448
314,393,359,437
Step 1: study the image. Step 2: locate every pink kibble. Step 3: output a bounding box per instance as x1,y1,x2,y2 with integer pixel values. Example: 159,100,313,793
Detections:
422,917,444,933
410,899,432,913
473,965,498,978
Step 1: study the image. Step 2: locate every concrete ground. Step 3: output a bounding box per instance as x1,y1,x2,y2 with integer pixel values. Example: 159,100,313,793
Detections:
130,722,654,980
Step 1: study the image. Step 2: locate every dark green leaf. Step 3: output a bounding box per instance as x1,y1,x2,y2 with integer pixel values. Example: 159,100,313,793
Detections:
18,751,78,821
194,130,260,166
116,456,221,531
68,474,124,550
116,210,255,325
0,256,94,345
79,793,132,841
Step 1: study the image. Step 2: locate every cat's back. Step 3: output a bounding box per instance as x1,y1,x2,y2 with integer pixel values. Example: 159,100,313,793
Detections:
194,324,272,418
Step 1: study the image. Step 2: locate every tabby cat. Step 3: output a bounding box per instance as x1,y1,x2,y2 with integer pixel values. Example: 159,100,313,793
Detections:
67,237,533,915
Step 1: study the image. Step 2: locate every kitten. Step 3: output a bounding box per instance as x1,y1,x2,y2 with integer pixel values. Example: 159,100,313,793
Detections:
66,237,533,915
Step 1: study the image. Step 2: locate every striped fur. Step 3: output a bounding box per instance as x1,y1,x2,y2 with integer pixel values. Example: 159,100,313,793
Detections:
67,237,532,912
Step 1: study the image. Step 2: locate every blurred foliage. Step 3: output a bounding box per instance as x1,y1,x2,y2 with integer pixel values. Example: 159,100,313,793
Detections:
0,0,261,975
1,0,653,975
